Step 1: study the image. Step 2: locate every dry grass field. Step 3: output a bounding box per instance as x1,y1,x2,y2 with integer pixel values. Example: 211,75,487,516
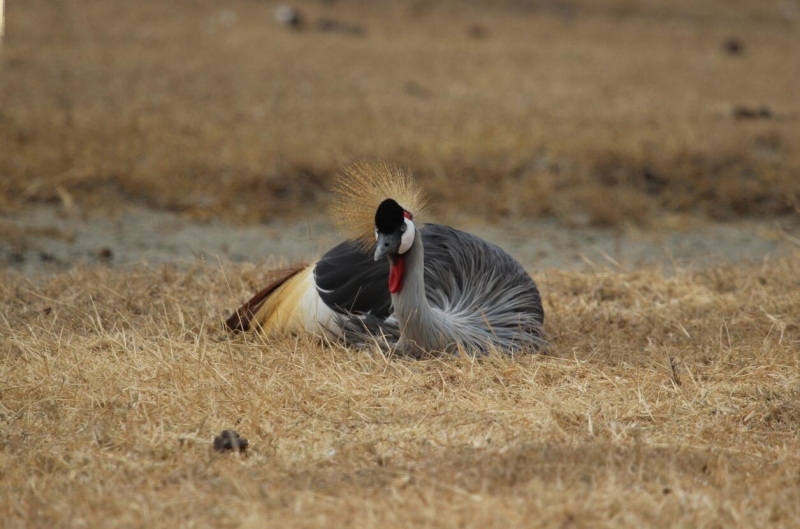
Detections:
1,0,799,224
1,254,799,527
3,0,800,527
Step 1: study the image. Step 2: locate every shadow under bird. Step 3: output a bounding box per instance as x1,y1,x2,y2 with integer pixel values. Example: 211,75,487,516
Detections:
226,162,545,355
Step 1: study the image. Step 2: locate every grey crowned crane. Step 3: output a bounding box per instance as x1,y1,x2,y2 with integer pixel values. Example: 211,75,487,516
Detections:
226,162,545,355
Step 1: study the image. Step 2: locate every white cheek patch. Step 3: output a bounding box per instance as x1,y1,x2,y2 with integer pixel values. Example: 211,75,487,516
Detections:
398,219,415,254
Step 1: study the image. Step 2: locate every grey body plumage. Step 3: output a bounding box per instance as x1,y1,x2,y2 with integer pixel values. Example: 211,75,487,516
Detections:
333,223,545,355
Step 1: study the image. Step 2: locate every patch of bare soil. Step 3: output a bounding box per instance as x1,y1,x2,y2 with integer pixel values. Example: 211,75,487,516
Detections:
2,205,799,276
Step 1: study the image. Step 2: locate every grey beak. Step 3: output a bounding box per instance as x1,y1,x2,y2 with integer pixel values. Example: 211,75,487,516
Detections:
374,232,400,261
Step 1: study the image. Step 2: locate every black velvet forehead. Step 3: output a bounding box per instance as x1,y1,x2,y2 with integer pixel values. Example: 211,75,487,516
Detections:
375,199,405,234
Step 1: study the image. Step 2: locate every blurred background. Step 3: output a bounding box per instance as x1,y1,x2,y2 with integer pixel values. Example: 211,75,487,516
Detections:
1,0,799,272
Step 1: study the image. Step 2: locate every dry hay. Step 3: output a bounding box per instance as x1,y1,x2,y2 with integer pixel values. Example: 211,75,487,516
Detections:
2,0,799,224
1,254,799,527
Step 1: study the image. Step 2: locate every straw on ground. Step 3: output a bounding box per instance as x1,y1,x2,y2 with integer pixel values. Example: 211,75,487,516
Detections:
1,254,798,527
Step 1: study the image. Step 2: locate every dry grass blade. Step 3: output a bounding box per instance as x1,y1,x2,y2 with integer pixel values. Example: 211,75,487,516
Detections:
0,0,5,44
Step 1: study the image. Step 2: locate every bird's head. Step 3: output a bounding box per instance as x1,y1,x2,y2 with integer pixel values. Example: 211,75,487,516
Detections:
329,160,428,253
373,198,416,262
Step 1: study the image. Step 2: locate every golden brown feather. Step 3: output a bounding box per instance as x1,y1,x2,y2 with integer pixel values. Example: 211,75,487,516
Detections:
329,160,429,249
226,264,308,332
248,266,316,335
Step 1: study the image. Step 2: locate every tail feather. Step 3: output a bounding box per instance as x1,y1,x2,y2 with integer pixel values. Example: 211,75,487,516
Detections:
226,264,309,332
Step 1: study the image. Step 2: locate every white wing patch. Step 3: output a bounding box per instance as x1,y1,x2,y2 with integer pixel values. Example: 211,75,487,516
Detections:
295,270,340,336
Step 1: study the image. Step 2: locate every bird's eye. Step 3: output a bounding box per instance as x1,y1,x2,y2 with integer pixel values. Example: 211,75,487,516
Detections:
400,224,407,233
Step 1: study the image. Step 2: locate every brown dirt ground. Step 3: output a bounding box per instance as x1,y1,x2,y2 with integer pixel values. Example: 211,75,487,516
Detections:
1,204,800,277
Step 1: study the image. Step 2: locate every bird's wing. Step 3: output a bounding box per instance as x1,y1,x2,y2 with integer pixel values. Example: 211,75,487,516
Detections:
314,240,393,318
314,226,463,320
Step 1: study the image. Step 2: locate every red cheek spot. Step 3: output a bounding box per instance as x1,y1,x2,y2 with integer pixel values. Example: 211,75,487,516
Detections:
403,211,412,220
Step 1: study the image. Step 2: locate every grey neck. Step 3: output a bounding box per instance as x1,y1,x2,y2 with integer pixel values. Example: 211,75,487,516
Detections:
390,235,448,353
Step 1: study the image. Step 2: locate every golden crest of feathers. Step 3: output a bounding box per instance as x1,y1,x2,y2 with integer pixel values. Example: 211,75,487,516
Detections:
330,161,429,248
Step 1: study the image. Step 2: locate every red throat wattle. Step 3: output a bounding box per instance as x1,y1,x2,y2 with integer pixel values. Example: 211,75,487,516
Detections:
389,256,406,294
